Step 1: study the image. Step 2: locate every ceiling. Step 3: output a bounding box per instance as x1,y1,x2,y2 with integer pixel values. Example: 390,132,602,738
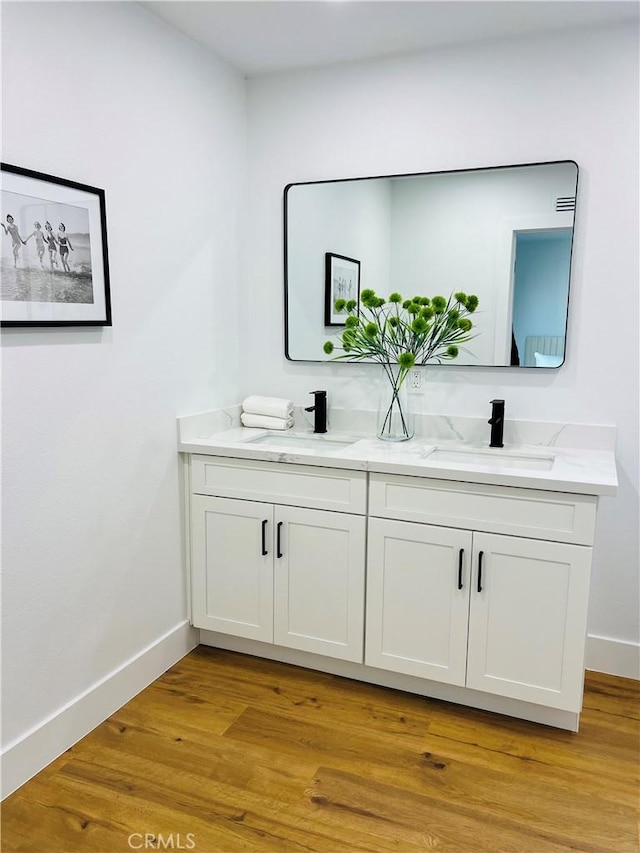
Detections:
143,0,639,77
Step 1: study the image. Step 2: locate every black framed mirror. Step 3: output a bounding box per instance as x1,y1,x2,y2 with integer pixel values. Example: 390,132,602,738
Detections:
284,160,578,367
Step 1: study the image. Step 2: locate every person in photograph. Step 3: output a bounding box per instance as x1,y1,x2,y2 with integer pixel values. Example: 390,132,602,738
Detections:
1,214,27,267
24,221,47,269
44,221,59,269
57,222,73,272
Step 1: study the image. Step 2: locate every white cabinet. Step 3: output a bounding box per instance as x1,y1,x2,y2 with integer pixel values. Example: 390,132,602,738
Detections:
366,518,472,686
187,454,601,727
273,505,365,661
366,517,592,711
191,496,273,642
189,456,366,663
466,532,592,710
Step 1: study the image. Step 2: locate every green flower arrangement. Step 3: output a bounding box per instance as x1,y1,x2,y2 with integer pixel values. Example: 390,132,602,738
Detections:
323,289,479,440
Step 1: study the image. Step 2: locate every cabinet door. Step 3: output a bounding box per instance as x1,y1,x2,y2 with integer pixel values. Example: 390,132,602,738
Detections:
191,495,273,642
466,532,592,711
366,518,472,686
273,506,366,662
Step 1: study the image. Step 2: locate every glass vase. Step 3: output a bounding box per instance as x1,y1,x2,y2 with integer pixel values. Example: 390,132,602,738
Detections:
377,364,415,441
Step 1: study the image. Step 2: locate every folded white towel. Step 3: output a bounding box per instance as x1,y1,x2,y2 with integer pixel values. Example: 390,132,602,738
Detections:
242,395,293,420
241,413,294,430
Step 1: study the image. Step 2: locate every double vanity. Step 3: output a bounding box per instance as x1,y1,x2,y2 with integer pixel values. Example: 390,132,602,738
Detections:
178,408,617,731
174,158,610,731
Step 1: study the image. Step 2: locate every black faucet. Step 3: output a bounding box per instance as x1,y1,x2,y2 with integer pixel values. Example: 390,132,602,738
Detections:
305,390,327,433
488,399,505,448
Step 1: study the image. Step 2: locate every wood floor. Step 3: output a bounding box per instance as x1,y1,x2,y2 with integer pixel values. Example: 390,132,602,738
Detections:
2,647,638,853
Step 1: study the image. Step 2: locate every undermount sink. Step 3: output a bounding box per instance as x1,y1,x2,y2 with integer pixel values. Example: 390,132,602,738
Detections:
245,433,357,451
426,447,555,471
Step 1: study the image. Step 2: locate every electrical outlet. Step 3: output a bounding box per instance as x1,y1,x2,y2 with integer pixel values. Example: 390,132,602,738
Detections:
410,369,421,389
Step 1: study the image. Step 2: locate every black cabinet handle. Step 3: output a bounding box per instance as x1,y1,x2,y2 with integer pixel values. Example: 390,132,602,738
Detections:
477,551,484,593
458,549,464,590
276,521,283,558
261,519,268,556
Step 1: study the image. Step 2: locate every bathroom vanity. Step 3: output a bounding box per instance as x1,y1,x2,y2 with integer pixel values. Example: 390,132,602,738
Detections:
179,411,617,731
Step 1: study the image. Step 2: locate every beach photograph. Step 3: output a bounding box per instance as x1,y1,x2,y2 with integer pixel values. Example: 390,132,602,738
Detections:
1,189,94,305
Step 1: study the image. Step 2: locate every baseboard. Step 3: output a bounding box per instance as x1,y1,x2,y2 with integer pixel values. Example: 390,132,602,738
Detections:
200,630,581,731
1,620,199,800
586,633,640,679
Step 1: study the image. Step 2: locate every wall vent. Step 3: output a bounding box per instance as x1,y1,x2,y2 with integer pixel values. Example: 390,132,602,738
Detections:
556,196,576,212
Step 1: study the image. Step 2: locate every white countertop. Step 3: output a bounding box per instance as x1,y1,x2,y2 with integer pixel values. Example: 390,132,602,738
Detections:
179,426,618,496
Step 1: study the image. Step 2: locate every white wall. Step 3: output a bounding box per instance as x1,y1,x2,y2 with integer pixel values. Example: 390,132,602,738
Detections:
1,0,246,757
245,25,639,658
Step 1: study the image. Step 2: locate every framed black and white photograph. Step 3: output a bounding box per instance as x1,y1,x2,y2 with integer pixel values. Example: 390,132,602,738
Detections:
1,163,111,327
324,252,360,326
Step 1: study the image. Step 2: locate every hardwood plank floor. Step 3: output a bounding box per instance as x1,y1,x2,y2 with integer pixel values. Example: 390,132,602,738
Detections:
2,646,638,852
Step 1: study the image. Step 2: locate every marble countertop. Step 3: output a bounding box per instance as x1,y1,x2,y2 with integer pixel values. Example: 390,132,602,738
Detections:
179,426,618,497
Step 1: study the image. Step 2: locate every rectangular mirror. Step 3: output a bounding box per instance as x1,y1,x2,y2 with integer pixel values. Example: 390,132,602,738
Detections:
284,160,578,367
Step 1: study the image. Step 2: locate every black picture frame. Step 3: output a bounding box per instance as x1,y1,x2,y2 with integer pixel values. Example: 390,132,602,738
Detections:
324,252,360,326
1,162,111,327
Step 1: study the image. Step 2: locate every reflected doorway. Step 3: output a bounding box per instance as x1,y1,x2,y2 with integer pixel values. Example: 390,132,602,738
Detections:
511,228,572,367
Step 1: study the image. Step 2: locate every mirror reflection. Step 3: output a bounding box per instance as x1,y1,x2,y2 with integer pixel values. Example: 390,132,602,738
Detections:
284,161,578,367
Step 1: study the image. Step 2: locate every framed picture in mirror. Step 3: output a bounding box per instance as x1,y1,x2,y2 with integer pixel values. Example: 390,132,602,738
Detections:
324,252,360,326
